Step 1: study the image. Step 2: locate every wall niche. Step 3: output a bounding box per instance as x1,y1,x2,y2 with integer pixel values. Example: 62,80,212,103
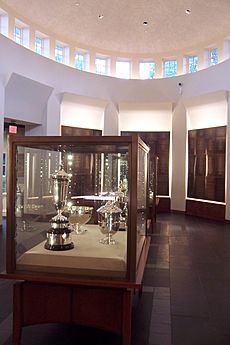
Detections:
187,126,226,203
121,131,170,196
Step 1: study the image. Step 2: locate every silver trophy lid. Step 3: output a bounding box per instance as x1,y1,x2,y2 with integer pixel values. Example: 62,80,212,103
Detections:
97,201,122,214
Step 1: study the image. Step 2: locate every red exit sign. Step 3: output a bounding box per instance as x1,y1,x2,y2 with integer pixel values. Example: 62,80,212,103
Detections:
9,125,17,134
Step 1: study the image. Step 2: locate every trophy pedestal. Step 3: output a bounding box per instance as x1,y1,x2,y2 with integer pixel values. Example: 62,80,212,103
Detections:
45,220,74,251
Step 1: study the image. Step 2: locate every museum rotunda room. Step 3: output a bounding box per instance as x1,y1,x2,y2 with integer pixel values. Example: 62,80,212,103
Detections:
1,1,230,345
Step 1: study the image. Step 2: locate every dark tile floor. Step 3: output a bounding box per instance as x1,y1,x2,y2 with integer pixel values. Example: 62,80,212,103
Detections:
1,214,230,345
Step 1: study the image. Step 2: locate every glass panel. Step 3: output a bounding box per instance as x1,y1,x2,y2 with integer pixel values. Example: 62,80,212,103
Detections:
188,55,198,73
210,48,218,66
14,26,22,44
164,60,177,77
35,37,42,55
116,61,131,79
136,145,147,264
95,58,107,75
139,61,155,79
55,45,63,63
14,143,129,279
75,53,84,70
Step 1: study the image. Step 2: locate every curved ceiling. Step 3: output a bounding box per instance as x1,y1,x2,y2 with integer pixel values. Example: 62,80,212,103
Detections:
2,0,230,55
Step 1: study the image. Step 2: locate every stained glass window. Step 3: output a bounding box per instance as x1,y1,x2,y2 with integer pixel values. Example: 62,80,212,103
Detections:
55,45,63,63
210,48,218,66
163,60,177,77
35,37,42,55
14,26,22,44
188,55,198,73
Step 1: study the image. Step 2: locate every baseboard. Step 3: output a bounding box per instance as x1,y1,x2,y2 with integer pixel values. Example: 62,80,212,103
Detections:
170,209,185,215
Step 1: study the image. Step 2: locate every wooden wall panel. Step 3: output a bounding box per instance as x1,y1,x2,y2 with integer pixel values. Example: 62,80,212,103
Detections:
186,199,225,221
187,126,226,203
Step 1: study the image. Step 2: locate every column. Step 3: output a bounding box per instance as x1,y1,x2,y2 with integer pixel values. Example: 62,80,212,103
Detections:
26,91,61,136
131,57,139,79
176,54,184,76
217,39,224,63
29,25,35,51
110,55,116,77
103,102,119,135
49,37,56,60
69,46,75,68
89,50,96,73
154,56,162,78
171,99,187,212
197,48,205,70
8,12,14,39
44,91,62,135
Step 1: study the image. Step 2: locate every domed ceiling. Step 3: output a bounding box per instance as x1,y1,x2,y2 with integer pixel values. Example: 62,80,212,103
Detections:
2,0,230,55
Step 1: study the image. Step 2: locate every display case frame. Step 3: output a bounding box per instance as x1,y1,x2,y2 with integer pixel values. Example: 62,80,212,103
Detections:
5,134,150,286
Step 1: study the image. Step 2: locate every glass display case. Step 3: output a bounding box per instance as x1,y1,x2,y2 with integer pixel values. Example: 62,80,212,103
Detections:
6,135,150,283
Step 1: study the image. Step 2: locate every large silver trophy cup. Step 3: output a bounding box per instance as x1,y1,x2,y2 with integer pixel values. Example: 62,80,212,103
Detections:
44,164,74,251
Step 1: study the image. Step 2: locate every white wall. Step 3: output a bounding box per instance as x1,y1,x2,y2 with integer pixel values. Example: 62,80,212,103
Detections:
171,100,187,211
60,93,106,131
185,91,227,130
1,35,230,218
119,102,172,132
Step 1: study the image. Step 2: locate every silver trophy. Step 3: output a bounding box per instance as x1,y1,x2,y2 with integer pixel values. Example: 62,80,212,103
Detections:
69,205,94,234
97,201,122,245
44,164,74,251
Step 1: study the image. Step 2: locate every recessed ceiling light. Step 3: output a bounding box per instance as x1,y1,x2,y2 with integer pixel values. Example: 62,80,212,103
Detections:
74,2,80,6
143,21,148,26
185,9,191,14
98,14,104,19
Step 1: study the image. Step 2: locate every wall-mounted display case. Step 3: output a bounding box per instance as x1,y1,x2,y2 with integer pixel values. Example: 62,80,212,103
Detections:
6,135,150,284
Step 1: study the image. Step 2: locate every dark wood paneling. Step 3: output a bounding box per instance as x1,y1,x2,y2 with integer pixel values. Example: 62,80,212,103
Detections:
61,126,102,136
187,126,226,203
12,281,134,345
121,131,170,196
22,282,71,325
61,126,102,196
156,197,171,213
186,199,225,221
72,287,123,333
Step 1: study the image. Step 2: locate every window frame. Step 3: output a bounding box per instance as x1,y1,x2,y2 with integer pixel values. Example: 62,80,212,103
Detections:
116,59,132,79
74,50,89,71
188,55,198,73
163,59,177,78
139,60,155,79
95,56,110,75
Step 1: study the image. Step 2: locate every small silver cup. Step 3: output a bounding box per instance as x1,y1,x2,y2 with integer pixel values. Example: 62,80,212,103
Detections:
97,201,122,245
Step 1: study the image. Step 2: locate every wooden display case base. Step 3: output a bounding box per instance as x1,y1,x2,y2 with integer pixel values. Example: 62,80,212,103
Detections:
12,281,134,345
8,236,151,345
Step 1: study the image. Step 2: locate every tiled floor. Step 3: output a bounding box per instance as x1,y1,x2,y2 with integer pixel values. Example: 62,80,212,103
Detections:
1,213,230,345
